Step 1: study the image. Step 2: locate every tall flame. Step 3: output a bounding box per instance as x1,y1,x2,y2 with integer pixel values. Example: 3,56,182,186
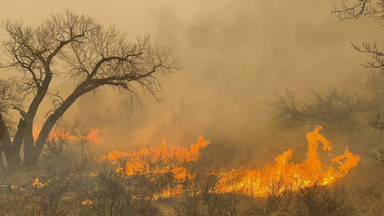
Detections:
104,126,360,198
216,126,360,197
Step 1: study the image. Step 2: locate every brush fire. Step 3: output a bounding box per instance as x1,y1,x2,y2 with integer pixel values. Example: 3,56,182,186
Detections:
1,125,364,215
2,5,383,214
103,126,360,198
33,128,102,144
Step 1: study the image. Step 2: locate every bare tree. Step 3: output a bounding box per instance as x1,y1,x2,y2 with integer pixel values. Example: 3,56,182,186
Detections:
333,0,384,157
0,11,177,168
268,88,373,134
332,0,384,22
333,0,384,69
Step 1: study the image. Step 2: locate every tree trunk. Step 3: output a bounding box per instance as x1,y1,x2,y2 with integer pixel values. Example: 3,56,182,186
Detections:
2,148,20,169
23,140,39,167
22,82,96,166
23,124,52,167
0,114,21,169
28,87,87,166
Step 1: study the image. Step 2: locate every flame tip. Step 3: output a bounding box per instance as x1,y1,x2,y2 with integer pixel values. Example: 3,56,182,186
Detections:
102,127,359,198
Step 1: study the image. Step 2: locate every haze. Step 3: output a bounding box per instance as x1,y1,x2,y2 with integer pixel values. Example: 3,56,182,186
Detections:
0,0,380,154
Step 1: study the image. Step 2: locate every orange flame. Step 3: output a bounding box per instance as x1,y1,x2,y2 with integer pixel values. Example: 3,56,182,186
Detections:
104,126,360,198
33,128,102,143
105,137,209,180
32,178,45,188
216,126,360,197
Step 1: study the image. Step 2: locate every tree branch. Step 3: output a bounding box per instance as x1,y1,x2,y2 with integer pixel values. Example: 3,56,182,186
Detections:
46,32,85,64
12,106,26,118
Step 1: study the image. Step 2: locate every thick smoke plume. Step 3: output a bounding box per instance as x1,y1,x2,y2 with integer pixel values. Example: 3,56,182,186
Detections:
0,0,380,162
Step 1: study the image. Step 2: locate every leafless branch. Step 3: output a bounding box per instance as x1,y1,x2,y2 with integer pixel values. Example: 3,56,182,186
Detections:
332,0,371,20
268,88,373,133
0,10,178,166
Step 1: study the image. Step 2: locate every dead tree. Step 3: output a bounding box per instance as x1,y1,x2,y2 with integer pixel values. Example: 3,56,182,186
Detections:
0,11,177,168
268,88,373,134
334,0,384,140
333,0,384,69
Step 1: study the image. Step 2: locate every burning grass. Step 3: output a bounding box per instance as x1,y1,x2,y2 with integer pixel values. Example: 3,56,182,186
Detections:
0,126,366,216
104,126,360,199
216,126,360,197
33,127,102,144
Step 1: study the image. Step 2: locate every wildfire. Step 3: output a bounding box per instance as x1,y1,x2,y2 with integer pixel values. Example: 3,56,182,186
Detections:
32,128,102,143
105,137,209,180
104,126,360,198
216,126,360,197
32,178,45,188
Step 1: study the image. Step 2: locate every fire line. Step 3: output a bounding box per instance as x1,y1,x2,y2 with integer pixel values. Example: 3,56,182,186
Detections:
104,126,360,198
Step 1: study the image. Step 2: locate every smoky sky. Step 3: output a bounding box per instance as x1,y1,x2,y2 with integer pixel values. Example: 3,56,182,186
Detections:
0,0,382,152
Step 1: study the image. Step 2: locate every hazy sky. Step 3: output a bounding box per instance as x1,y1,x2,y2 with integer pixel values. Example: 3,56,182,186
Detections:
0,0,382,152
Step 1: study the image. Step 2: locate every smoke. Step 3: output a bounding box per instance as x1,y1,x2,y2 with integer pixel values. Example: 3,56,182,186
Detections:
0,0,382,159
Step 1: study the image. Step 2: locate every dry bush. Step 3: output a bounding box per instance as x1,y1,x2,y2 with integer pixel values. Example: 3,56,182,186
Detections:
0,177,75,216
82,171,161,216
174,173,241,216
293,184,351,216
238,178,353,216
2,147,384,216
241,178,292,216
348,175,384,216
0,169,382,216
0,186,32,216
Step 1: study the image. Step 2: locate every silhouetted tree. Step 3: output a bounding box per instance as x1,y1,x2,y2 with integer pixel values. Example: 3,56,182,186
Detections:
0,11,177,168
333,0,384,69
333,0,384,161
268,88,373,134
269,1,384,147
